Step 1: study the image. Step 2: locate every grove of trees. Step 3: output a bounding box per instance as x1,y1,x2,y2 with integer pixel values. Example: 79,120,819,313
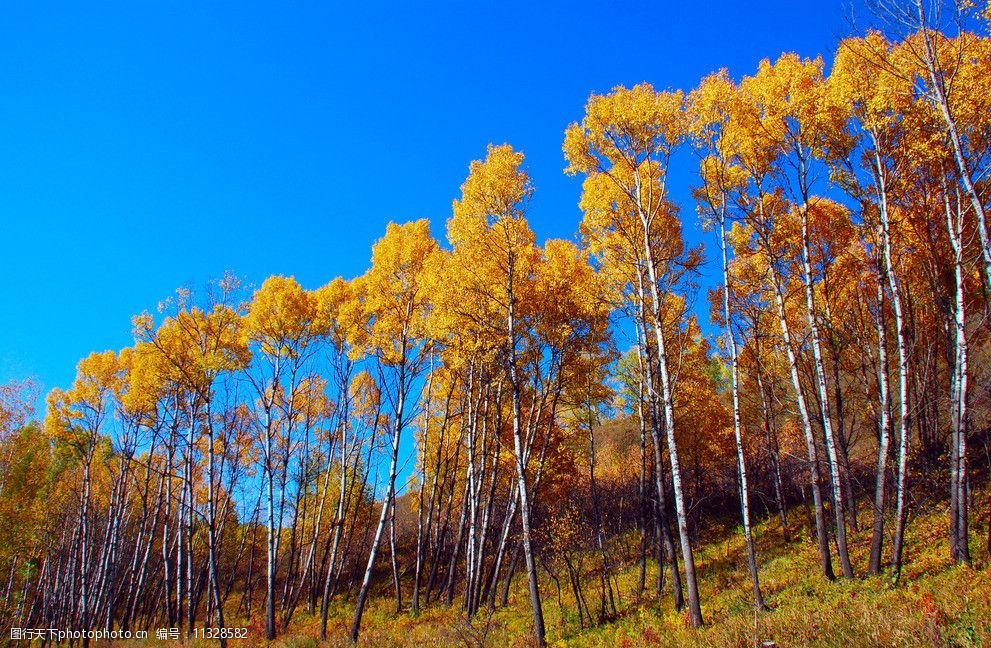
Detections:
1,2,989,645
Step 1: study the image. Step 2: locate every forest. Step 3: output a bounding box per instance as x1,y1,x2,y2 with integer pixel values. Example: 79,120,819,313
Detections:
1,2,991,646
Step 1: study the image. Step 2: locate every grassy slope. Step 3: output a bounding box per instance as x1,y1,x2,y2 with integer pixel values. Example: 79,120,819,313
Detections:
299,494,989,648
157,493,990,647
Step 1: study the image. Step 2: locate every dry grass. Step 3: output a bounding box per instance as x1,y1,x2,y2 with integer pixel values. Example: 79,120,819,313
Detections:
125,493,991,647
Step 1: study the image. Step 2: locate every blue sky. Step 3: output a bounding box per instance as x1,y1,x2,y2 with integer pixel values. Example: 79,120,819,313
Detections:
1,0,851,413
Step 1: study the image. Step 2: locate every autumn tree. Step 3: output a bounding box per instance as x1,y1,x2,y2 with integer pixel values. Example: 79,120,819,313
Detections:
46,351,122,635
441,143,553,642
135,284,251,640
829,33,916,575
688,68,768,610
565,83,705,626
350,220,439,642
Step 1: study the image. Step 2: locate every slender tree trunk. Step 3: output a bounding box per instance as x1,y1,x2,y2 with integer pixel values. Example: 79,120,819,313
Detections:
767,259,835,581
464,362,481,616
185,415,195,637
872,154,912,580
78,456,92,635
444,481,470,606
944,187,971,565
506,252,547,646
825,314,859,534
412,353,438,615
265,411,278,641
389,494,402,612
641,214,703,627
586,372,615,621
636,357,649,599
869,263,893,575
206,410,228,648
485,483,518,611
719,214,768,609
472,388,502,616
797,195,855,579
755,368,789,542
635,271,684,612
351,367,408,644
320,442,349,635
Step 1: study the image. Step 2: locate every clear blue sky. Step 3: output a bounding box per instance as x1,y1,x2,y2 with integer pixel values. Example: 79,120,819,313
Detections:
1,0,851,414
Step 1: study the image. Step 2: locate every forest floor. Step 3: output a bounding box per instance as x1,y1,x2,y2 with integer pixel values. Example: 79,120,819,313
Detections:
141,491,991,647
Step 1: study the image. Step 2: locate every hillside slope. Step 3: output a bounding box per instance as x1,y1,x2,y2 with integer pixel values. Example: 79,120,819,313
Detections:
253,493,990,647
